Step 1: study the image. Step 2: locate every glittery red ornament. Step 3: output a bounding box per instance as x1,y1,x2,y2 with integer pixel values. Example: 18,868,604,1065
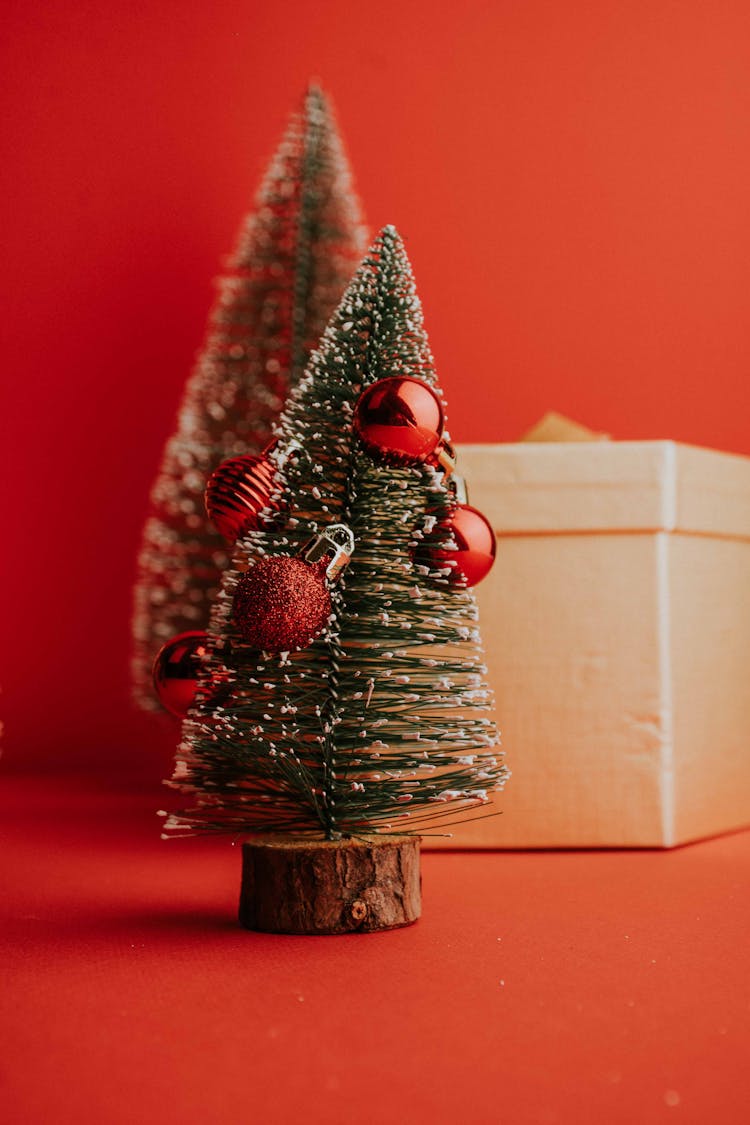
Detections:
233,525,354,653
205,452,277,542
418,504,497,588
353,376,455,473
233,557,331,652
152,631,209,717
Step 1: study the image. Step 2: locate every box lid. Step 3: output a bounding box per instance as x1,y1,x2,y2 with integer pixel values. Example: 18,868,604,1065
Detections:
455,441,750,538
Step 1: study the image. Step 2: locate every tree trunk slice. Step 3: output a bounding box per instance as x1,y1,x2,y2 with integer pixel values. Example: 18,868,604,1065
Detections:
239,834,421,934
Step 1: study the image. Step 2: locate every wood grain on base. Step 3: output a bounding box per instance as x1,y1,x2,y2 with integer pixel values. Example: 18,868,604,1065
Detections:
239,835,421,934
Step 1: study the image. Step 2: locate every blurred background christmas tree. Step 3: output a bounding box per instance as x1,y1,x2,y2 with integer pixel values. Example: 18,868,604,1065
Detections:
132,86,367,708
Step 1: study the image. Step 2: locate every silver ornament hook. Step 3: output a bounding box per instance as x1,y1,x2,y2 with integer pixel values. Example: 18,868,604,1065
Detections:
449,473,469,506
302,523,355,583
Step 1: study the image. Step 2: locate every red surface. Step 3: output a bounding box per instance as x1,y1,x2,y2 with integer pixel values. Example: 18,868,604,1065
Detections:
3,775,750,1124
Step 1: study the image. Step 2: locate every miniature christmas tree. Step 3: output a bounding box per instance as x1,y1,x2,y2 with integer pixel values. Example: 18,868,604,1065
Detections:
132,85,367,707
162,227,507,933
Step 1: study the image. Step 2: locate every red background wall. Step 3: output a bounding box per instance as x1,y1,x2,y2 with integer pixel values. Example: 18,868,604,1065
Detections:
3,0,750,779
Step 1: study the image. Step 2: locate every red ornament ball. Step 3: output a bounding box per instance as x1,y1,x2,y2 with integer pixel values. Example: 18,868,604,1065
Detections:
205,453,276,542
152,631,209,718
418,504,497,588
353,376,445,466
233,556,331,652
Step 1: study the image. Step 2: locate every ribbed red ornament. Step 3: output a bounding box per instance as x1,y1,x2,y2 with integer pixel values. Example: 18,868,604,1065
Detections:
417,504,497,588
353,376,454,472
205,453,277,543
233,557,332,652
152,631,210,717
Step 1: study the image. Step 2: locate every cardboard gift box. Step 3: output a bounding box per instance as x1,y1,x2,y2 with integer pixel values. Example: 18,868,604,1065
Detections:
449,436,750,848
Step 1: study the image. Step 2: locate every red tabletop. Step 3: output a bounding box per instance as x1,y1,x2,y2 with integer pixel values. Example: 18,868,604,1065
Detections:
3,772,749,1125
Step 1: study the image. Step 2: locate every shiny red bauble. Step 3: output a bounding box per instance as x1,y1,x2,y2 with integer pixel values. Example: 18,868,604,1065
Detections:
417,504,497,587
205,452,276,543
152,631,210,717
233,557,331,653
353,376,451,468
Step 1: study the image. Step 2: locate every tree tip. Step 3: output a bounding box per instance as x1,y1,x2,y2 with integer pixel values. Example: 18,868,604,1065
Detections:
376,224,405,249
352,225,415,291
304,80,328,110
372,225,409,263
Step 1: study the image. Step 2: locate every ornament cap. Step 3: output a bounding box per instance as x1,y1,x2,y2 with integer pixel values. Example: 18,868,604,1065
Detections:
436,440,457,479
302,523,355,582
450,473,469,505
271,436,304,473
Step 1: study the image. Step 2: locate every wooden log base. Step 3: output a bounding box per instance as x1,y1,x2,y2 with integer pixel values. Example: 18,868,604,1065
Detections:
239,834,421,934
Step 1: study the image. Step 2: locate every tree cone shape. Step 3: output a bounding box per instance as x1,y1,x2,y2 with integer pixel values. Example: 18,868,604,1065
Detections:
239,835,421,934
